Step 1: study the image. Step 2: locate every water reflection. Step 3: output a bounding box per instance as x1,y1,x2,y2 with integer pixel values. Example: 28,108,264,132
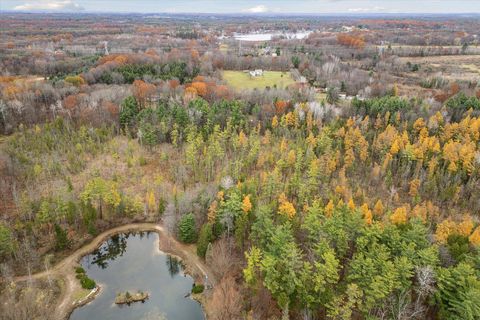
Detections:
90,233,129,269
70,232,204,320
166,256,181,277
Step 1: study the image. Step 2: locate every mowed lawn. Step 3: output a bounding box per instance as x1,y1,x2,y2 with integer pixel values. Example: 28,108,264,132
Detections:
222,70,295,90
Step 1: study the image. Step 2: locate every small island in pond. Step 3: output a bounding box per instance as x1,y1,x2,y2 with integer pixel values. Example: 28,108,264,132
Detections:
115,291,149,305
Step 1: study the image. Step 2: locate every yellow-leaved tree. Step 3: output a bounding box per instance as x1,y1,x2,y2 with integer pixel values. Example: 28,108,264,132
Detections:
348,198,356,211
435,219,457,244
80,177,121,220
278,193,296,219
146,190,156,213
272,115,279,128
373,199,384,217
207,200,218,224
469,226,480,246
360,203,373,225
390,207,408,225
325,200,335,217
409,178,421,197
458,215,474,237
242,195,252,214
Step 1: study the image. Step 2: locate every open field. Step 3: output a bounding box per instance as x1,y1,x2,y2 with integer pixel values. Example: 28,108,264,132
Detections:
222,70,295,90
397,54,480,65
397,54,480,74
396,54,480,82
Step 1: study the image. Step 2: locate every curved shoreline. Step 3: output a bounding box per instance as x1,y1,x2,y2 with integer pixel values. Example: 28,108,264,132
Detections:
68,285,102,317
13,223,215,320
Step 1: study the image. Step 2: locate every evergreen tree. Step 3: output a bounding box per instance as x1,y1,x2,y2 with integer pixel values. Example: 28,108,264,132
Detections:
196,223,213,258
54,224,71,251
178,213,197,243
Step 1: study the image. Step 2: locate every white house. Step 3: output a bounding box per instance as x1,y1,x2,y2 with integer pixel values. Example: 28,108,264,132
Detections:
249,69,264,77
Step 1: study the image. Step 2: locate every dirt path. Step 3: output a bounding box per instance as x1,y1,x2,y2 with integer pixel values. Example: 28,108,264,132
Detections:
13,223,216,320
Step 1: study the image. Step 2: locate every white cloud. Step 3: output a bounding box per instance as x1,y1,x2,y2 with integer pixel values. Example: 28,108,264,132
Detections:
14,0,84,11
348,6,385,12
244,5,269,13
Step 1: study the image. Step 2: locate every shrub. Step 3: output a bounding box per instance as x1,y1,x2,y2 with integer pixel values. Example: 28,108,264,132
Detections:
191,284,205,294
80,275,96,289
75,266,86,274
178,213,197,243
64,75,85,86
139,155,147,166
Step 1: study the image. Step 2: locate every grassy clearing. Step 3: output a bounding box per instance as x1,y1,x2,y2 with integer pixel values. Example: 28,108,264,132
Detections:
397,55,480,64
461,64,480,73
222,70,295,91
73,287,92,303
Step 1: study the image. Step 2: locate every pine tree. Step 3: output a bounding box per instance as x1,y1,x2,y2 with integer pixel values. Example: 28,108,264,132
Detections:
54,224,71,251
435,263,480,320
178,213,197,243
196,223,213,258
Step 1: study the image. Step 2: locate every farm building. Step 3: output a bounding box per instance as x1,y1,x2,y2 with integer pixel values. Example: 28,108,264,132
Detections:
249,69,264,77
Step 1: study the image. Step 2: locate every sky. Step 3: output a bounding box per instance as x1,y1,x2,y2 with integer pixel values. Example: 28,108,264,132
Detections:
1,0,480,14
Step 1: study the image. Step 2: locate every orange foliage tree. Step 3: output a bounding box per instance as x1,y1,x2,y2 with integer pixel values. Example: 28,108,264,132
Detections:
63,94,78,112
337,34,366,49
275,100,288,114
191,81,207,97
133,80,156,107
169,79,180,91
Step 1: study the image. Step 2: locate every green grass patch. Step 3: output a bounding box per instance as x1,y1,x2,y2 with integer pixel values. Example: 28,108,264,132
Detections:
222,70,295,91
73,287,92,302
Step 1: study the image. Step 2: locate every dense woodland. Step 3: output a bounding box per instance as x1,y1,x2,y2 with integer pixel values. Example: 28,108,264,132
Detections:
1,13,480,320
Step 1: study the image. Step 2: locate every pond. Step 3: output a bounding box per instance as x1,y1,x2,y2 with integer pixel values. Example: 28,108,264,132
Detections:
69,232,205,320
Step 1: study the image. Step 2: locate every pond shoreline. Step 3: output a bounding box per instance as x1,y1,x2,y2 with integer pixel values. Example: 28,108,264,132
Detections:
13,223,215,320
67,285,102,317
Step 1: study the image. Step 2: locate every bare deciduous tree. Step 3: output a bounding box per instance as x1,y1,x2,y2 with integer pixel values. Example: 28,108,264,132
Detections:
208,276,243,320
206,236,236,279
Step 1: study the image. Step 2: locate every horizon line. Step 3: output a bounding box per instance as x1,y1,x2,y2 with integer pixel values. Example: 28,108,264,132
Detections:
2,11,480,16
